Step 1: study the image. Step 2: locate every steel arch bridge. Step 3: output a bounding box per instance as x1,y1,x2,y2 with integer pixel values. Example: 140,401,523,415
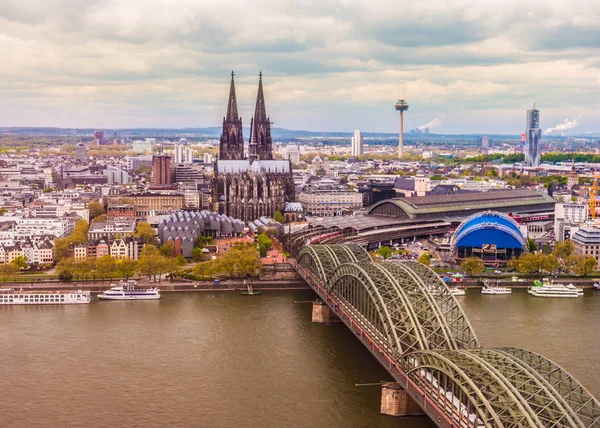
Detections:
294,244,600,428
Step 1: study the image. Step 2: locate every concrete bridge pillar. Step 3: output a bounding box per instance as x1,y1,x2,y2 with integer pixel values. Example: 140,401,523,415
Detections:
311,300,340,323
380,382,424,417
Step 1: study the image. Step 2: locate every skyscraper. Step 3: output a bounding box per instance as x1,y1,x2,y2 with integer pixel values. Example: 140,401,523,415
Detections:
152,155,172,185
74,143,88,162
184,147,194,164
524,104,542,167
351,130,364,156
174,145,184,163
94,130,105,146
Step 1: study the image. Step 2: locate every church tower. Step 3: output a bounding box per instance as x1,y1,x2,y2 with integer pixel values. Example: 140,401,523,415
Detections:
219,71,245,160
250,72,273,160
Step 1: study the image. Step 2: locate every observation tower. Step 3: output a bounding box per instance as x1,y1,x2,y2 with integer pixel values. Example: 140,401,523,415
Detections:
394,79,409,159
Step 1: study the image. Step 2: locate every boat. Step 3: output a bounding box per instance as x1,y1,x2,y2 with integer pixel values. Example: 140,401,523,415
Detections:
98,281,160,300
528,279,581,298
449,287,466,296
594,282,600,291
481,283,512,295
0,288,91,305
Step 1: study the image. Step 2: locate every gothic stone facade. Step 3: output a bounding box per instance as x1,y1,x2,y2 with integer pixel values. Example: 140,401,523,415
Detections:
213,72,295,222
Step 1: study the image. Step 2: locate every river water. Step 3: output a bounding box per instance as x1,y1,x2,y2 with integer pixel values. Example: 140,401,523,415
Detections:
1,289,598,428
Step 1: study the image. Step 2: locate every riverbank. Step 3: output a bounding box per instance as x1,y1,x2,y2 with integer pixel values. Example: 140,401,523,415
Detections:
0,279,311,293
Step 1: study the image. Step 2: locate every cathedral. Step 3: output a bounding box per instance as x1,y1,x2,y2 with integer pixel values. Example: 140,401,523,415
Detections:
212,72,295,222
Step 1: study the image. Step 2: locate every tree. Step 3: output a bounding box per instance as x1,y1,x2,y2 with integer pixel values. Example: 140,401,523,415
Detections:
568,255,597,277
507,257,520,272
0,263,19,281
88,201,105,220
135,222,157,246
273,210,285,224
377,246,392,259
10,255,29,270
175,254,187,266
53,237,70,262
96,255,117,281
160,241,176,258
94,214,108,223
69,220,89,245
191,247,204,262
117,259,138,280
527,238,537,252
417,252,431,266
461,257,485,276
257,233,273,251
553,240,574,259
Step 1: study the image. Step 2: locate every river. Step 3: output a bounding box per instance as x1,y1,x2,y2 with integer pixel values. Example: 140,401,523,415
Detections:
1,289,598,428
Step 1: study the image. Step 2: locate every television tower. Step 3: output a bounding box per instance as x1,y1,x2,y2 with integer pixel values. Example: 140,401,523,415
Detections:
395,79,409,159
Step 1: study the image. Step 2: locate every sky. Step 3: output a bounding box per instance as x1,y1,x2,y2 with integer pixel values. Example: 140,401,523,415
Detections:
0,0,598,134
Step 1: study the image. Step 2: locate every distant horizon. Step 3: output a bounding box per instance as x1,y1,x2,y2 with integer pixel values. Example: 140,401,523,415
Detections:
0,125,594,139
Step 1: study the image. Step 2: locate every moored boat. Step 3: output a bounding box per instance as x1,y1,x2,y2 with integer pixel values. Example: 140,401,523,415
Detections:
98,281,160,300
528,278,581,298
481,283,512,295
449,287,466,296
0,288,91,305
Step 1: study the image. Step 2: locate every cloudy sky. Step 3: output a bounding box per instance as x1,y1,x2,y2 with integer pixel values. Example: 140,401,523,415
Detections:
0,0,598,134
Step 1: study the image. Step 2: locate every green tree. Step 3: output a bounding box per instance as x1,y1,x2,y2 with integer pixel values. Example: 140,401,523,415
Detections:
461,257,485,276
69,220,89,244
96,255,117,281
273,210,285,224
160,241,176,258
527,238,537,253
507,257,520,272
191,247,204,262
552,240,574,272
53,237,70,262
135,222,157,246
568,255,597,277
88,201,105,220
117,259,138,280
417,252,431,266
377,246,392,259
175,254,187,266
257,233,273,251
10,255,29,270
0,263,19,281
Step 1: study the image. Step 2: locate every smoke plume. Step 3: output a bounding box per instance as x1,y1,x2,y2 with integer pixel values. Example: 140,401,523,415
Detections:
544,116,581,135
417,118,442,132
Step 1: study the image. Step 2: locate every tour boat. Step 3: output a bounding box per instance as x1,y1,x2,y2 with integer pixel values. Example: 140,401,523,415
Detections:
0,288,91,305
449,287,466,296
528,279,581,298
98,281,160,300
481,284,512,295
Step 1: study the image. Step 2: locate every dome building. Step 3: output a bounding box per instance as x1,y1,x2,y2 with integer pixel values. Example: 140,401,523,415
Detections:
450,211,527,265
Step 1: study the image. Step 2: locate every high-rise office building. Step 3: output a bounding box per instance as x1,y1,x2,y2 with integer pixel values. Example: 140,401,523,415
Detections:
184,147,194,164
351,130,364,156
75,143,88,162
524,105,542,167
94,130,105,145
174,145,184,163
152,155,172,185
285,145,300,165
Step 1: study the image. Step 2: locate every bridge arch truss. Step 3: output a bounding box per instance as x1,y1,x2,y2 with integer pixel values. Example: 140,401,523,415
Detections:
295,244,600,427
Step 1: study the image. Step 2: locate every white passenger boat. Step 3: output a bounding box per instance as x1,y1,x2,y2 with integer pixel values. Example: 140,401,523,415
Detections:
594,282,600,291
98,281,160,300
449,287,466,296
0,288,91,305
481,284,512,295
528,279,581,298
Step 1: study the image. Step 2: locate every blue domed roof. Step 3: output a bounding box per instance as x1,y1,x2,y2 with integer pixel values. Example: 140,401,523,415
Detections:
452,211,526,250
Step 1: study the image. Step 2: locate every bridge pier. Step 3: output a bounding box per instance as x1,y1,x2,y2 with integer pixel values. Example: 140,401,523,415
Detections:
311,300,341,323
381,382,424,417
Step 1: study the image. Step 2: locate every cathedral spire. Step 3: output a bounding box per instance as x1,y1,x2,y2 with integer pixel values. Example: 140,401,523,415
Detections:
226,70,239,121
220,71,244,160
251,72,273,160
254,71,268,123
